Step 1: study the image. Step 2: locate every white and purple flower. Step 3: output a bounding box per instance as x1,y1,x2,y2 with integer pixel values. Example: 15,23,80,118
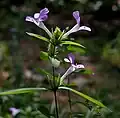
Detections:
60,53,84,83
25,8,91,40
62,11,91,38
25,8,52,38
9,107,20,117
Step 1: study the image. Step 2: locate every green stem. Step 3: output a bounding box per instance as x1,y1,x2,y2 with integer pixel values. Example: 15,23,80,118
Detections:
51,44,59,118
52,66,56,88
54,90,59,118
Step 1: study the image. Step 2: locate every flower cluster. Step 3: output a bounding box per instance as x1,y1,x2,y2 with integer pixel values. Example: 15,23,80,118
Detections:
25,8,91,39
25,8,90,84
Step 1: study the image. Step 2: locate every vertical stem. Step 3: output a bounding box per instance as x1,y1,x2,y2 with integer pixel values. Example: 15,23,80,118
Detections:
52,66,56,88
51,44,59,118
54,90,59,118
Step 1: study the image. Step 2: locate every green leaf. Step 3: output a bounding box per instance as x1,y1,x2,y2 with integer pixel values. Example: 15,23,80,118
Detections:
49,57,60,68
40,51,49,60
25,106,32,113
53,27,65,41
39,106,50,118
67,45,86,54
0,88,48,96
53,27,62,36
26,32,49,42
58,86,107,108
64,82,77,87
61,41,85,48
82,69,94,75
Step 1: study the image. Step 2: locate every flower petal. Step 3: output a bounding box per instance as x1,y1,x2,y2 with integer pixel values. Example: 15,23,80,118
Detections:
66,66,75,75
34,13,40,19
62,24,79,38
73,11,80,24
76,64,85,69
39,22,52,38
68,53,75,64
72,64,85,72
25,16,34,22
25,16,40,26
64,58,70,63
40,8,49,16
40,14,48,21
60,66,75,82
34,13,48,21
79,26,91,31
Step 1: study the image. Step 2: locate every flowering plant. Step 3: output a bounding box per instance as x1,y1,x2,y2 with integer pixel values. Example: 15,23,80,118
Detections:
0,8,110,118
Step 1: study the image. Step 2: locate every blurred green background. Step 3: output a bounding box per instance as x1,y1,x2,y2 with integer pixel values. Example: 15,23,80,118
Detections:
0,0,120,117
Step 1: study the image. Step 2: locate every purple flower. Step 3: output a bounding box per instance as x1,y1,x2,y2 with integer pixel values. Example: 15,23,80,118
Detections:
25,8,52,38
25,8,49,24
73,11,80,24
60,53,84,83
34,8,49,22
64,53,85,71
9,107,20,117
62,11,91,38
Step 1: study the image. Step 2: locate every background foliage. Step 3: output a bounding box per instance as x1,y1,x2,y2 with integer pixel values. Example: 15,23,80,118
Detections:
0,0,120,117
